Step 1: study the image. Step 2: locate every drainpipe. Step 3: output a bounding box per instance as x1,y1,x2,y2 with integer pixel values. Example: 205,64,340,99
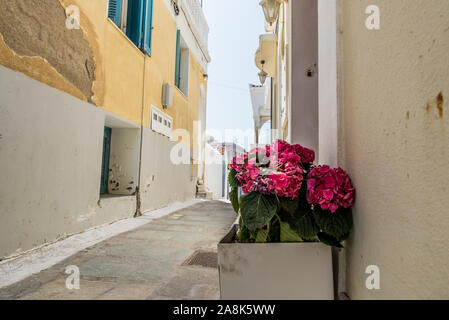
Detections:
135,55,147,217
255,121,259,145
270,77,275,141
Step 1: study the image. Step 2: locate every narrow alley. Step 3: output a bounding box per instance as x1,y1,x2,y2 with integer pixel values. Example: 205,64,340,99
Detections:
1,0,449,305
0,201,236,300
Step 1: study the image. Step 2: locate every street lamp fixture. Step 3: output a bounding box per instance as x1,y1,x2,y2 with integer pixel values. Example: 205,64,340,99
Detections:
259,60,267,85
259,0,282,26
259,70,268,85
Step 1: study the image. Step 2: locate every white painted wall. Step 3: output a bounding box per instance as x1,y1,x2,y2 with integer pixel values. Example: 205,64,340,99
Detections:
139,128,196,212
318,0,338,167
0,66,201,259
290,0,319,152
204,143,224,199
108,128,140,195
0,66,136,258
338,0,449,299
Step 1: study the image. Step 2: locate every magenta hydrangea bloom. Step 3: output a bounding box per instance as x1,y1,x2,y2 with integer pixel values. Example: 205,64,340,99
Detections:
268,169,303,199
306,165,355,213
294,145,315,164
230,140,314,199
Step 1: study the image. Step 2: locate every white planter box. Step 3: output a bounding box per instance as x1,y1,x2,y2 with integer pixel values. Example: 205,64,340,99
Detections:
218,225,334,300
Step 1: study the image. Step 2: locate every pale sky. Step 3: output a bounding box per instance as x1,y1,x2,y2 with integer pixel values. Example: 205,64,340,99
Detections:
202,0,270,149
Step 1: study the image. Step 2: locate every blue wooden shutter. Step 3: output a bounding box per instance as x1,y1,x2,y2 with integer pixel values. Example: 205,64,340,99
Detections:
126,0,144,48
174,30,181,88
108,0,122,27
142,0,154,55
100,127,112,194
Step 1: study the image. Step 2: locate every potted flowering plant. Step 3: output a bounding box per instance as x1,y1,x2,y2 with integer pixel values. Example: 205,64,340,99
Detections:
217,140,356,300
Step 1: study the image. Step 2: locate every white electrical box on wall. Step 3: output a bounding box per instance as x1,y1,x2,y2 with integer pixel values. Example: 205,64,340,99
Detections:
151,105,173,138
162,83,173,109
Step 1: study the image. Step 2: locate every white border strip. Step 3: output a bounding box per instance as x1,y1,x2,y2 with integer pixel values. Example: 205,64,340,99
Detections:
0,199,204,289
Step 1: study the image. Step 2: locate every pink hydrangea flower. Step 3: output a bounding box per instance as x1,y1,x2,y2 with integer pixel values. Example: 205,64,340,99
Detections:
306,165,355,213
269,170,303,199
231,153,248,171
231,140,313,200
293,145,315,164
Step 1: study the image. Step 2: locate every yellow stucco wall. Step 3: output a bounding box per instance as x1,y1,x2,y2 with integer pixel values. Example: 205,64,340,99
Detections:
1,0,206,143
70,0,206,138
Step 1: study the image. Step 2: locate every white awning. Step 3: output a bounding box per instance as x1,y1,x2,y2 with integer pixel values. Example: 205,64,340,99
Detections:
249,80,271,129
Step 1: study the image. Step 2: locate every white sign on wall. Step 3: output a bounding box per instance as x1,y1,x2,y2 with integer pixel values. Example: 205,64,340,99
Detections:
151,105,173,138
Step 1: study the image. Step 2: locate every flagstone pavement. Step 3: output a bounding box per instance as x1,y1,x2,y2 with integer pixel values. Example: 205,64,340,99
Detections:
0,200,236,300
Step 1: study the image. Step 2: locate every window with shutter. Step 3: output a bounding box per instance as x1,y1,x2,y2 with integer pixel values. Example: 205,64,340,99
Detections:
142,0,154,55
108,0,122,27
108,0,154,54
126,0,144,48
174,30,189,96
100,127,112,194
174,29,181,88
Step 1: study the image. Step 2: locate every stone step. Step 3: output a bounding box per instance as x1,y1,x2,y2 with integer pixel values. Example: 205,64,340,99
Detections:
196,191,214,200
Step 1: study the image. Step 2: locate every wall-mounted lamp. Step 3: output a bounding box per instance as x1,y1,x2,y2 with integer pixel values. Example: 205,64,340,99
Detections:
172,0,180,15
259,0,282,26
203,73,209,81
259,71,268,85
162,83,173,109
258,60,267,85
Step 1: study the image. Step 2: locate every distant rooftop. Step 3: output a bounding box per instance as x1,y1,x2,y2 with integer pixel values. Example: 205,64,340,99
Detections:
209,141,246,156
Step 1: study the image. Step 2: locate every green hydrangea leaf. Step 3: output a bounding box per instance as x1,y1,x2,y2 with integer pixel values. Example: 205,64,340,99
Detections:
240,193,278,231
237,217,251,242
237,226,251,242
279,197,300,215
313,207,353,241
255,229,269,243
280,221,303,242
228,169,240,188
230,186,239,214
287,210,319,240
318,232,344,248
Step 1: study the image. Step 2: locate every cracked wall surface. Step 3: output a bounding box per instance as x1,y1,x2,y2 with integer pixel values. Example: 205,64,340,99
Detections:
0,0,95,102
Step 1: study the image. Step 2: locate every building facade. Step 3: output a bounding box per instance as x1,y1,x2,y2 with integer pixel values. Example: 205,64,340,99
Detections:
209,142,246,200
256,0,449,299
0,0,210,259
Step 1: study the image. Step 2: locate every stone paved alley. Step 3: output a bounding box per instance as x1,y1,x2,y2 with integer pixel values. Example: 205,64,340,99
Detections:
0,201,236,300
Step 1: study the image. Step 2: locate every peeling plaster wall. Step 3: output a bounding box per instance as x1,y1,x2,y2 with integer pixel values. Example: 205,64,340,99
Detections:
0,33,86,101
0,0,95,101
108,129,140,195
338,0,449,299
0,66,135,259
